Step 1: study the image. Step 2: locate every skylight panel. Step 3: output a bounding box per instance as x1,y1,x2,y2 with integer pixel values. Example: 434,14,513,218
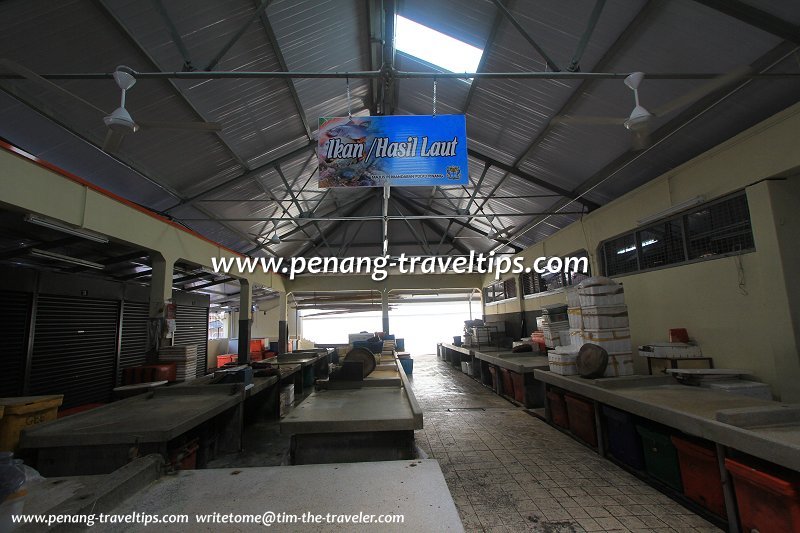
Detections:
395,15,483,74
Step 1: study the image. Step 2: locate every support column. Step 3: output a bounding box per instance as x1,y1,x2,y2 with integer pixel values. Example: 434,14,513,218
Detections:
381,288,390,334
148,252,176,361
237,279,252,364
278,292,288,353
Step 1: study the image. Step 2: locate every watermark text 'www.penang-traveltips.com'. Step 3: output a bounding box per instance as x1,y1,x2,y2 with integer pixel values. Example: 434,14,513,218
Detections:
211,252,589,282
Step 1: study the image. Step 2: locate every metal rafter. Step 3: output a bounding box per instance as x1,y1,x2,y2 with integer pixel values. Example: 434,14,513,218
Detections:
165,141,315,212
297,189,381,257
379,0,396,115
567,0,607,72
690,0,800,45
473,0,660,215
489,0,560,72
255,1,313,140
462,2,506,114
204,0,272,71
94,0,249,170
468,149,600,210
275,164,333,254
150,0,195,71
496,41,799,253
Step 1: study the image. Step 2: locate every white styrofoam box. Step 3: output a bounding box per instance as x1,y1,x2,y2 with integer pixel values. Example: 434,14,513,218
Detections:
461,362,468,373
578,289,625,307
702,380,772,401
579,305,629,329
603,354,635,377
569,328,584,347
559,331,571,346
566,289,580,308
638,342,703,358
548,352,578,375
553,345,580,355
573,328,632,353
568,307,582,329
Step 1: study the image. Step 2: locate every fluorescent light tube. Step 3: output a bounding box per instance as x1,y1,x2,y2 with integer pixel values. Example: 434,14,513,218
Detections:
636,196,705,226
28,248,105,270
24,214,109,243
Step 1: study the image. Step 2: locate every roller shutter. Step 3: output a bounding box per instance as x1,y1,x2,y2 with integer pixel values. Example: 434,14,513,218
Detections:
173,305,208,378
0,291,32,397
118,301,150,385
29,295,119,408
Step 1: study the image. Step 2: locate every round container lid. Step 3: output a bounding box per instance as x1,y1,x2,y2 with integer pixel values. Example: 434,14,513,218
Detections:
577,343,609,378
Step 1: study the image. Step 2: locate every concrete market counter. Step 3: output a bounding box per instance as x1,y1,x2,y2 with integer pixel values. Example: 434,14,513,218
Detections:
19,456,464,533
280,358,423,464
533,371,800,472
439,343,548,408
20,385,247,476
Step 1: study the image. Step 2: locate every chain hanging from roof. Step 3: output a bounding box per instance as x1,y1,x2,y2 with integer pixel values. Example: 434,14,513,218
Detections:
346,77,352,120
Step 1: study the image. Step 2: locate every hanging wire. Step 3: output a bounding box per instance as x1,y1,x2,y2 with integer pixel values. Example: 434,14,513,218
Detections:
432,77,437,117
346,76,352,119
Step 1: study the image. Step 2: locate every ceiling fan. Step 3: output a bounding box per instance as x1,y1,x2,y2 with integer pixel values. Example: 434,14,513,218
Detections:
553,66,751,149
0,60,221,153
455,216,515,241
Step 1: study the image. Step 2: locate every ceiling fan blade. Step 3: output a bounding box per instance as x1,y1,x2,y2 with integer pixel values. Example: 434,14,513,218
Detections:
631,124,652,151
552,115,626,126
103,129,125,152
137,121,222,131
652,65,752,118
0,58,108,116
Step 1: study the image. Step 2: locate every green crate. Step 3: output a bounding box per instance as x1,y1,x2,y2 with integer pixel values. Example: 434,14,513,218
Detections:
635,423,683,491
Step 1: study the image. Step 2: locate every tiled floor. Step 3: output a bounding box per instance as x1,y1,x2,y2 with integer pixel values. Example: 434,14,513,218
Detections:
409,353,721,532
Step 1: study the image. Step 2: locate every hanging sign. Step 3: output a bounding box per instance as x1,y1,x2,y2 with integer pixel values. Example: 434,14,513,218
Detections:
318,115,469,188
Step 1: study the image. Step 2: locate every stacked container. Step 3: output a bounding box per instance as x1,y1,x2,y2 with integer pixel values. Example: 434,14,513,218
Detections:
570,277,633,377
540,304,570,348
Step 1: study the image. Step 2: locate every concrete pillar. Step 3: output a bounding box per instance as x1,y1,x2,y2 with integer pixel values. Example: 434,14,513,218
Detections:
381,289,390,334
237,279,252,364
278,292,288,353
147,252,175,359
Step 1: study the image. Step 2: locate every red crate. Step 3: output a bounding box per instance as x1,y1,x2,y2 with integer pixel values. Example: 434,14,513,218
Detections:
487,366,498,391
510,371,525,404
58,403,105,418
250,339,265,353
547,389,570,429
122,363,177,384
726,457,800,533
217,354,235,367
169,439,199,470
564,393,597,447
500,368,515,399
671,436,726,517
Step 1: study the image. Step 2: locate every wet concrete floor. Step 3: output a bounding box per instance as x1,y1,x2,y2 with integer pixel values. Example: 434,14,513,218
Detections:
408,352,721,533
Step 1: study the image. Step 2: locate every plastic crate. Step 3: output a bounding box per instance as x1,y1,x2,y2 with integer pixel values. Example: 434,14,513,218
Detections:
635,424,682,491
122,364,177,384
216,354,235,367
0,395,63,452
399,358,413,375
602,405,645,470
500,368,515,399
671,436,726,517
564,394,597,447
510,371,525,404
487,365,498,392
546,389,569,429
726,457,800,533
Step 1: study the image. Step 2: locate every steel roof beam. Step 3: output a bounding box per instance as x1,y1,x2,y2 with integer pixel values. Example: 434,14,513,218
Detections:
495,41,799,253
204,0,273,71
468,148,599,210
474,0,659,215
489,0,560,71
567,0,607,72
462,3,506,114
150,0,195,71
255,3,313,140
379,0,396,115
690,0,800,45
94,0,249,170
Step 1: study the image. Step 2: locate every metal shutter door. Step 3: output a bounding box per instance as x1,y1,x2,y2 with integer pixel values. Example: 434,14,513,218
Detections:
173,305,208,378
118,301,150,385
30,295,119,408
0,291,32,397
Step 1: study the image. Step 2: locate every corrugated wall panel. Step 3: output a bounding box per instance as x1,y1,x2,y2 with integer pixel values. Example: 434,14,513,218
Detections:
0,291,31,397
30,295,119,408
118,300,149,385
173,305,208,378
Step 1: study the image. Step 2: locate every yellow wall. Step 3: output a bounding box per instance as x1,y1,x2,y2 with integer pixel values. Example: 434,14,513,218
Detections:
484,102,800,401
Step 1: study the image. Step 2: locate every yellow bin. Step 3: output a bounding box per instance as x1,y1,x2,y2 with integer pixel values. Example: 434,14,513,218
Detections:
0,395,63,452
